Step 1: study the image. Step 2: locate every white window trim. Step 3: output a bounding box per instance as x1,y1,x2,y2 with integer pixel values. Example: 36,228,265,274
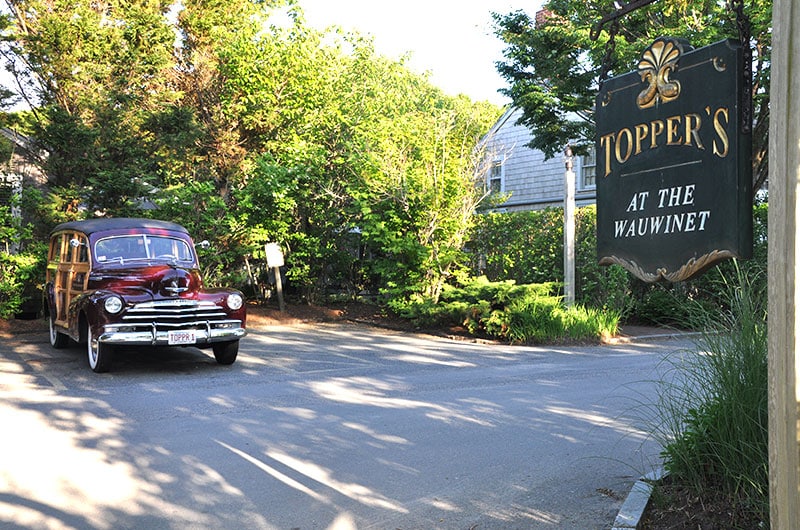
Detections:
488,160,504,194
578,148,597,191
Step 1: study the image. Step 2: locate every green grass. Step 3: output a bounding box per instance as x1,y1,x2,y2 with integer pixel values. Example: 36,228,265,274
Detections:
648,263,769,525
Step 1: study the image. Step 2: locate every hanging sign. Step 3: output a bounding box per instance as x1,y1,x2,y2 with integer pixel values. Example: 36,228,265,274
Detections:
595,37,752,282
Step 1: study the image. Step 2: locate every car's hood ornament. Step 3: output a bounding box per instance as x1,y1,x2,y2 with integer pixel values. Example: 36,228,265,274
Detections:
164,278,188,296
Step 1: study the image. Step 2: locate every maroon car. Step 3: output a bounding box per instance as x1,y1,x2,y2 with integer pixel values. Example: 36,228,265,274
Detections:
45,218,246,372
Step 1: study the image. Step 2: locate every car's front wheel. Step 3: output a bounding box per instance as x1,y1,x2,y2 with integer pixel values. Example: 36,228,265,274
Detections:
212,340,239,365
86,323,113,373
48,314,70,349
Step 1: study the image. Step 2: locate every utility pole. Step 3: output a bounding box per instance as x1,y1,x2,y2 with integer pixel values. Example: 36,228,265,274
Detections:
563,145,575,306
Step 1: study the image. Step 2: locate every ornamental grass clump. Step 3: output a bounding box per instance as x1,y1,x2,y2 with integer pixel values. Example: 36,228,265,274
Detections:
651,263,768,524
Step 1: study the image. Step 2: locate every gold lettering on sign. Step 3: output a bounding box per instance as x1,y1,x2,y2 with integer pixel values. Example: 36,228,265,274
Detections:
710,106,729,157
637,38,683,109
598,110,729,177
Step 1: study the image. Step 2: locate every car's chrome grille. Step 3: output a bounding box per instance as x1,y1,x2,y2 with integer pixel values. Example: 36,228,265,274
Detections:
119,300,238,330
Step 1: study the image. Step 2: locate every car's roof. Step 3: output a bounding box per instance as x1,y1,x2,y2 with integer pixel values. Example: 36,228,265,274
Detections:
51,218,190,237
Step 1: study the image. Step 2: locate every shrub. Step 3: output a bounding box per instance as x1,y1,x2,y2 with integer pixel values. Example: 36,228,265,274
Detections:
468,206,635,318
0,249,43,318
388,276,619,343
0,197,46,319
469,203,768,328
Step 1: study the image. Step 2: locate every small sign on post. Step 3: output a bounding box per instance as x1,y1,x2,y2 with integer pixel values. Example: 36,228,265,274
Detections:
264,243,286,312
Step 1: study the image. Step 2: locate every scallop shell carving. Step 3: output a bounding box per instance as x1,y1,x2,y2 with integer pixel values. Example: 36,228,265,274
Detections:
637,38,683,109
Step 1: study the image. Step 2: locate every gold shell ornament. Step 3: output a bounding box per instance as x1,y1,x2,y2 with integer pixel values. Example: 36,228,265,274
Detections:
637,38,683,109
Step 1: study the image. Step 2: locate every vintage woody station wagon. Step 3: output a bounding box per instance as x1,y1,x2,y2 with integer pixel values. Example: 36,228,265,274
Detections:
45,218,247,372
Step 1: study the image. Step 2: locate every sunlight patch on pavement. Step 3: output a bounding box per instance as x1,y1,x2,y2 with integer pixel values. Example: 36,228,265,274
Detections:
306,377,495,426
423,496,459,511
0,391,214,529
327,512,358,530
544,405,649,439
218,440,407,514
341,421,410,445
266,450,408,513
0,394,143,528
0,501,76,530
391,353,475,368
217,440,327,502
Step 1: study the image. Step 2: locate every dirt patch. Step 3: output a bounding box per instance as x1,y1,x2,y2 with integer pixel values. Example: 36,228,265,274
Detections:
245,302,417,329
0,315,47,338
640,475,766,529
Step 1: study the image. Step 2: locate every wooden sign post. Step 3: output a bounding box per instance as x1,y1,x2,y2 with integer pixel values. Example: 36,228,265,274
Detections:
768,0,800,525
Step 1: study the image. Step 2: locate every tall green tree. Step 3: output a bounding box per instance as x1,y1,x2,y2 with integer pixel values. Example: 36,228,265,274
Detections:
355,97,500,302
493,0,771,191
1,0,503,303
1,0,182,214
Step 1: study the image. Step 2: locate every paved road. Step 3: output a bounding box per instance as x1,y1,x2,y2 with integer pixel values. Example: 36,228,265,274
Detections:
0,322,694,529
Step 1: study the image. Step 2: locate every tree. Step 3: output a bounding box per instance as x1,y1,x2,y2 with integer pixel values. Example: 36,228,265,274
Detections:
1,0,183,214
354,97,500,302
493,0,771,192
0,0,503,303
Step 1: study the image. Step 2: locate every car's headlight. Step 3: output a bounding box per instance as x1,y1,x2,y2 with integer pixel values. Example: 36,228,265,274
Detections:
226,293,243,311
104,296,124,314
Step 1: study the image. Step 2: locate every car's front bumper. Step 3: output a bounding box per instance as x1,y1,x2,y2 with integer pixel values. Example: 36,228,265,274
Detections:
99,322,246,346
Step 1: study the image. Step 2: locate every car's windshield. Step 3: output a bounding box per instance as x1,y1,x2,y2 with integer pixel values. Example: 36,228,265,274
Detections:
94,235,194,264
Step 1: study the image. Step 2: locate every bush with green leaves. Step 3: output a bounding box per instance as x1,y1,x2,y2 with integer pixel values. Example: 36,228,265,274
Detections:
0,196,46,319
469,203,768,327
468,206,634,317
388,276,619,344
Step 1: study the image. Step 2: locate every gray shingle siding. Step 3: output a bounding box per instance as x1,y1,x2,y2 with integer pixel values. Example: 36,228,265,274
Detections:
482,108,596,211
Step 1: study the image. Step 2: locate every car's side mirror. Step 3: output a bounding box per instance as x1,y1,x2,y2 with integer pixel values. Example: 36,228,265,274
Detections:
198,240,211,250
69,238,86,248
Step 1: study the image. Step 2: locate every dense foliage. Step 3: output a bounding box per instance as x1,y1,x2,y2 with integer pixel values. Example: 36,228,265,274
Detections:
0,0,771,340
469,205,633,316
0,192,44,318
468,203,768,327
0,0,502,307
387,276,620,344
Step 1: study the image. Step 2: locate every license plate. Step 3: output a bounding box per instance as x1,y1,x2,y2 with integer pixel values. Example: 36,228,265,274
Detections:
168,330,196,345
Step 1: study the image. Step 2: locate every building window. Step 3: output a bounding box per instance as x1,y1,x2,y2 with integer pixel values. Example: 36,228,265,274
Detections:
581,148,596,189
488,161,503,193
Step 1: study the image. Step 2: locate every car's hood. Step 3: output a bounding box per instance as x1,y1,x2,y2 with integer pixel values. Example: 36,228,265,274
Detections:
88,264,202,299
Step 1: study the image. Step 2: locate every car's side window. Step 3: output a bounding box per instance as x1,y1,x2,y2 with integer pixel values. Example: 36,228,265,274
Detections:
96,237,129,262
76,235,89,263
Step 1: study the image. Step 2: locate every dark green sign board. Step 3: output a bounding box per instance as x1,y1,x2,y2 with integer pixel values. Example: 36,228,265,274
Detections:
596,37,752,282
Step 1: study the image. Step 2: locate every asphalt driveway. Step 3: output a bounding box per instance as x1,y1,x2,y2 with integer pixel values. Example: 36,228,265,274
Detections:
0,321,694,529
